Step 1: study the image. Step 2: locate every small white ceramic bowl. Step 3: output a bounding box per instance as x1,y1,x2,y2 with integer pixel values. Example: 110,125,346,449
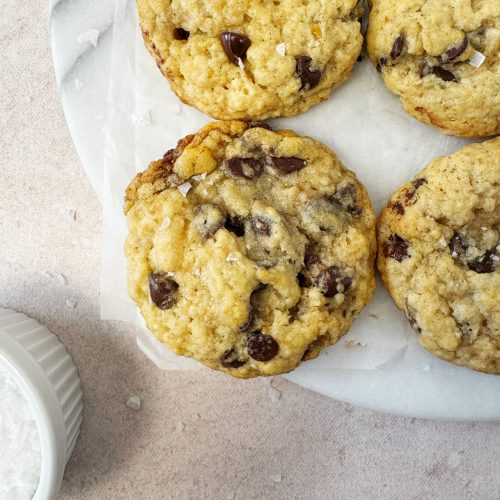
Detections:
0,308,83,500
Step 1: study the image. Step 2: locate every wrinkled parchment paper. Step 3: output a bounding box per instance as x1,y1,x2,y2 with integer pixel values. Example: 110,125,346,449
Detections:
101,0,471,371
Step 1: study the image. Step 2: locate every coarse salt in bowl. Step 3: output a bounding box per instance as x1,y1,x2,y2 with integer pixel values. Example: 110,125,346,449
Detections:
0,308,83,500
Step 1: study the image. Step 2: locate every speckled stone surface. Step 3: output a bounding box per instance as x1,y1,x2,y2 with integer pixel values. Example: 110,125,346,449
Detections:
1,2,499,499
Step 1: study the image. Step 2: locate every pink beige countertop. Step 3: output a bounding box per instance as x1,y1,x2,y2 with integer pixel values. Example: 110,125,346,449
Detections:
1,2,499,499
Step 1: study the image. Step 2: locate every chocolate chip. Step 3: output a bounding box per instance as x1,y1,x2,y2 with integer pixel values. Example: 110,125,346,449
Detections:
240,305,255,333
315,266,352,297
224,215,245,237
220,32,251,66
449,232,468,256
437,37,468,63
405,178,427,204
376,57,388,72
329,183,361,216
251,216,272,236
357,55,363,62
392,202,405,215
247,331,279,362
297,272,308,288
220,349,245,368
225,157,263,179
247,122,271,130
268,156,307,174
295,56,322,90
149,272,179,310
468,249,496,274
390,35,405,60
173,28,190,40
383,234,409,262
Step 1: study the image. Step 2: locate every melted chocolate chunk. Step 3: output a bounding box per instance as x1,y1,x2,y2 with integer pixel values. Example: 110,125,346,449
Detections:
392,202,405,215
225,157,263,179
193,204,226,239
268,156,307,174
240,305,255,333
405,310,422,334
390,35,405,60
295,56,322,90
247,122,271,130
224,215,245,237
173,28,190,41
376,57,388,72
220,349,246,368
405,178,427,204
437,37,468,63
428,66,457,82
468,249,496,274
329,183,361,216
247,331,279,362
220,32,251,66
383,234,409,262
315,266,352,297
251,216,272,236
149,272,179,310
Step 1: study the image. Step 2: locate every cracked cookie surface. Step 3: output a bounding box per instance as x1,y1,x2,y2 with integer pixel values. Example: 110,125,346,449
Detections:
137,0,364,120
378,138,500,374
367,0,500,137
124,121,376,378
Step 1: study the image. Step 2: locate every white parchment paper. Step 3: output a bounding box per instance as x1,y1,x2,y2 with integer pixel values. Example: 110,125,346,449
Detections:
101,0,471,371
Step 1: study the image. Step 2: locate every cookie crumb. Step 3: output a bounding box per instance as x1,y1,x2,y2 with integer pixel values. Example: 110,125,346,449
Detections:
76,29,100,47
276,43,286,56
65,299,77,308
174,421,185,433
369,313,379,319
126,396,141,410
178,182,192,197
271,473,282,483
468,50,486,68
344,340,363,349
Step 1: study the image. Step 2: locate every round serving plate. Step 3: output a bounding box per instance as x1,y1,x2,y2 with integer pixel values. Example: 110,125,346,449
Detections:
50,0,500,420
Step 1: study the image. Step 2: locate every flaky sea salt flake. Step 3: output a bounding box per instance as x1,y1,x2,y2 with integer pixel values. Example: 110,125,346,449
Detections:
452,251,458,258
178,182,192,197
194,268,201,276
226,253,239,262
438,237,447,247
132,111,152,128
126,396,141,411
166,271,175,277
74,78,85,90
492,255,499,261
238,57,245,69
77,29,100,47
276,43,286,56
64,209,76,221
192,172,207,182
468,50,486,68
160,217,171,229
271,473,282,483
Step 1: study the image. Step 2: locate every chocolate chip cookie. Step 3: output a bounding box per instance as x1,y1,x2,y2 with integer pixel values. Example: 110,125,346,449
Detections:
124,121,376,377
137,0,364,120
378,138,500,374
367,0,500,137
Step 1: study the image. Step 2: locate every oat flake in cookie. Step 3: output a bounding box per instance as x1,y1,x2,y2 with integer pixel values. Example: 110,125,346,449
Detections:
378,138,500,375
136,0,364,120
124,121,376,378
367,0,500,138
